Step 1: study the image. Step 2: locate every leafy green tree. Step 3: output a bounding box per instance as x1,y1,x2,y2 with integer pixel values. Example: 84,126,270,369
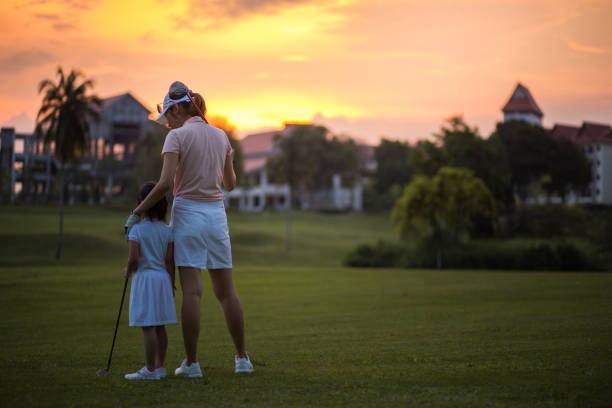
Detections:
391,167,496,268
437,116,513,209
136,129,166,183
410,139,445,178
410,116,513,211
267,125,358,248
374,139,412,192
208,115,244,185
363,139,412,212
119,128,167,202
311,136,358,189
544,137,592,201
267,125,328,250
490,120,554,201
491,120,592,203
34,67,101,259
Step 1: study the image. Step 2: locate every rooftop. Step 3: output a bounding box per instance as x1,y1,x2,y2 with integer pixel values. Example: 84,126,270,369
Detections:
502,83,543,117
577,122,612,143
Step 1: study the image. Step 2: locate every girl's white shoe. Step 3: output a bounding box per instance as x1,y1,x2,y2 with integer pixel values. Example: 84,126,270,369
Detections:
125,366,160,380
235,355,254,373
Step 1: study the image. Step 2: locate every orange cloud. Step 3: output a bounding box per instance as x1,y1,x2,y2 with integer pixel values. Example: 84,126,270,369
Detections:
567,40,608,55
0,50,55,73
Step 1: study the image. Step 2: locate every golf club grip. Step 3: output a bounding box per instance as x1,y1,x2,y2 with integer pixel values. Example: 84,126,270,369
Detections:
106,276,129,370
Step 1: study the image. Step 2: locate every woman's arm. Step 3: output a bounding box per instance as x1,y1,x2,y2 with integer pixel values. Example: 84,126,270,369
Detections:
223,148,236,192
133,153,179,216
123,241,140,278
165,242,176,296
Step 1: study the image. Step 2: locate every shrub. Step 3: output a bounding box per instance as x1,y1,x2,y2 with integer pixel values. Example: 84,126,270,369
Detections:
346,238,606,271
344,240,403,267
499,204,589,239
363,183,403,212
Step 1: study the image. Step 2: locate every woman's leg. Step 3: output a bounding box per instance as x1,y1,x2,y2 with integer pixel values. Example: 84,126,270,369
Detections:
179,266,202,365
155,325,167,369
142,326,157,371
208,268,247,358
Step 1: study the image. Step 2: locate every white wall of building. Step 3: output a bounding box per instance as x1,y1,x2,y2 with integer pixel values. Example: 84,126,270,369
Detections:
598,144,612,204
225,168,363,212
503,112,542,126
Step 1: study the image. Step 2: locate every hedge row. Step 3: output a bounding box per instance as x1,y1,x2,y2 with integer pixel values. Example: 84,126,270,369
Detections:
344,239,606,271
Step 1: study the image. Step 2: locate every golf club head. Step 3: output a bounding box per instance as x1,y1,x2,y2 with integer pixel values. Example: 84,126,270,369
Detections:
96,368,109,377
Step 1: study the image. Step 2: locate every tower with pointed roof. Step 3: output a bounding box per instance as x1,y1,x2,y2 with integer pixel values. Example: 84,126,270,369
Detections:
502,83,543,126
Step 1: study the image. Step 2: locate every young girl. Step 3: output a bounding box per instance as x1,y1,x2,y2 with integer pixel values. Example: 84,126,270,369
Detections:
123,182,177,380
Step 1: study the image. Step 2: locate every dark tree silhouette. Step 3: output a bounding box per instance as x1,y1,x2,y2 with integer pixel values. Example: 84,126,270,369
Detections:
35,67,101,259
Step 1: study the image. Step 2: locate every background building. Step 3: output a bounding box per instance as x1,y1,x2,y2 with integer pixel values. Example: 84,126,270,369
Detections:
551,122,612,204
0,92,166,202
502,83,612,205
225,123,367,212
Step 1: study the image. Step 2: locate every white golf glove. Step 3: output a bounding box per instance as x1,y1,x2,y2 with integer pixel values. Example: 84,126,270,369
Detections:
124,213,140,240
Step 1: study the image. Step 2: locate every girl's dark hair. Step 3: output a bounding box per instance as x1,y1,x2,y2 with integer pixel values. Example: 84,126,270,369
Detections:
176,91,208,123
137,182,168,221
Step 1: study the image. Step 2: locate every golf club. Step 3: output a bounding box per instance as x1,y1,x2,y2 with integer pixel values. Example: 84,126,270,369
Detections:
97,276,129,377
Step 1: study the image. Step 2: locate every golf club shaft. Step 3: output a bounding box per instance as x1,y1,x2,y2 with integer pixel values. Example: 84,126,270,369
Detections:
105,276,129,371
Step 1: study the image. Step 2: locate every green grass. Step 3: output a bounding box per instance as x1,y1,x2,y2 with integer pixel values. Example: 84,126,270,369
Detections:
1,205,611,407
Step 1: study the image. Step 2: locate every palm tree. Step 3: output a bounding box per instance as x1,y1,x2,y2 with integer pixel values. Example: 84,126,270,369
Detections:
35,67,101,259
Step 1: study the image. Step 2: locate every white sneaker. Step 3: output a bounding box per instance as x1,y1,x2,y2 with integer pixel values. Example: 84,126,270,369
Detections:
235,355,254,373
155,367,166,378
174,359,203,378
125,366,160,380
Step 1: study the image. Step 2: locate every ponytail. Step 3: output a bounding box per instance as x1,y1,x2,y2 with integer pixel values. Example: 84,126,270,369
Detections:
188,92,208,123
175,91,208,123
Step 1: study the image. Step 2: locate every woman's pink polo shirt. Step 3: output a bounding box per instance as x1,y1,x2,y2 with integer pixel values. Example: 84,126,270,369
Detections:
161,116,232,202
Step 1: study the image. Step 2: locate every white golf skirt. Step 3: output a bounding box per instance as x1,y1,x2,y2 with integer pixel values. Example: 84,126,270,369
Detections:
129,269,177,327
170,197,233,270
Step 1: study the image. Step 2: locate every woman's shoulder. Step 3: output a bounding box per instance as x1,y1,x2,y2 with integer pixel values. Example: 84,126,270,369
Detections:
206,124,230,145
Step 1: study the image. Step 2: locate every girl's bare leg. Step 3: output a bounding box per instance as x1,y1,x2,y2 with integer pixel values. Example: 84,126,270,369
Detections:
142,326,157,371
179,267,202,365
208,268,247,358
155,325,168,369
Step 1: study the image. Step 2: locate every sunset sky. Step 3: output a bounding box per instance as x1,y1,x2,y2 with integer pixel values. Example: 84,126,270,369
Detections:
1,0,611,143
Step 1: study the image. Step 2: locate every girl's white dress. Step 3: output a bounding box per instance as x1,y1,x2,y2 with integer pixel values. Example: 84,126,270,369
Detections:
127,220,177,327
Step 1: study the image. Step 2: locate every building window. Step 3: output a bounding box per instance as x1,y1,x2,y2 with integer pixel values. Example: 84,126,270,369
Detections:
597,174,601,180
253,196,260,207
597,189,601,196
597,144,601,151
588,146,593,153
597,160,601,166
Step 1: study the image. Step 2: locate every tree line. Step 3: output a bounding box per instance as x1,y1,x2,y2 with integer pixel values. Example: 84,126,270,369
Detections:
351,115,595,269
368,115,592,214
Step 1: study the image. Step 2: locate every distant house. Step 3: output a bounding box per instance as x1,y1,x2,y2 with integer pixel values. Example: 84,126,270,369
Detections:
502,83,612,205
0,92,166,202
0,127,53,200
551,122,612,204
88,93,165,196
224,123,366,212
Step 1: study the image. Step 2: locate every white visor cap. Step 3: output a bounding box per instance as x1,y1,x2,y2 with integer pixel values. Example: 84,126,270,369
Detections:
155,81,192,124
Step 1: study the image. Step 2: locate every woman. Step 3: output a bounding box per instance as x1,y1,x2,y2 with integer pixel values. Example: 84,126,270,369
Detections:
126,81,253,376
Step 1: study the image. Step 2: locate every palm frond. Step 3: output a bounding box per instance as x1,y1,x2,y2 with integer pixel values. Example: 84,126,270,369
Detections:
35,67,100,162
